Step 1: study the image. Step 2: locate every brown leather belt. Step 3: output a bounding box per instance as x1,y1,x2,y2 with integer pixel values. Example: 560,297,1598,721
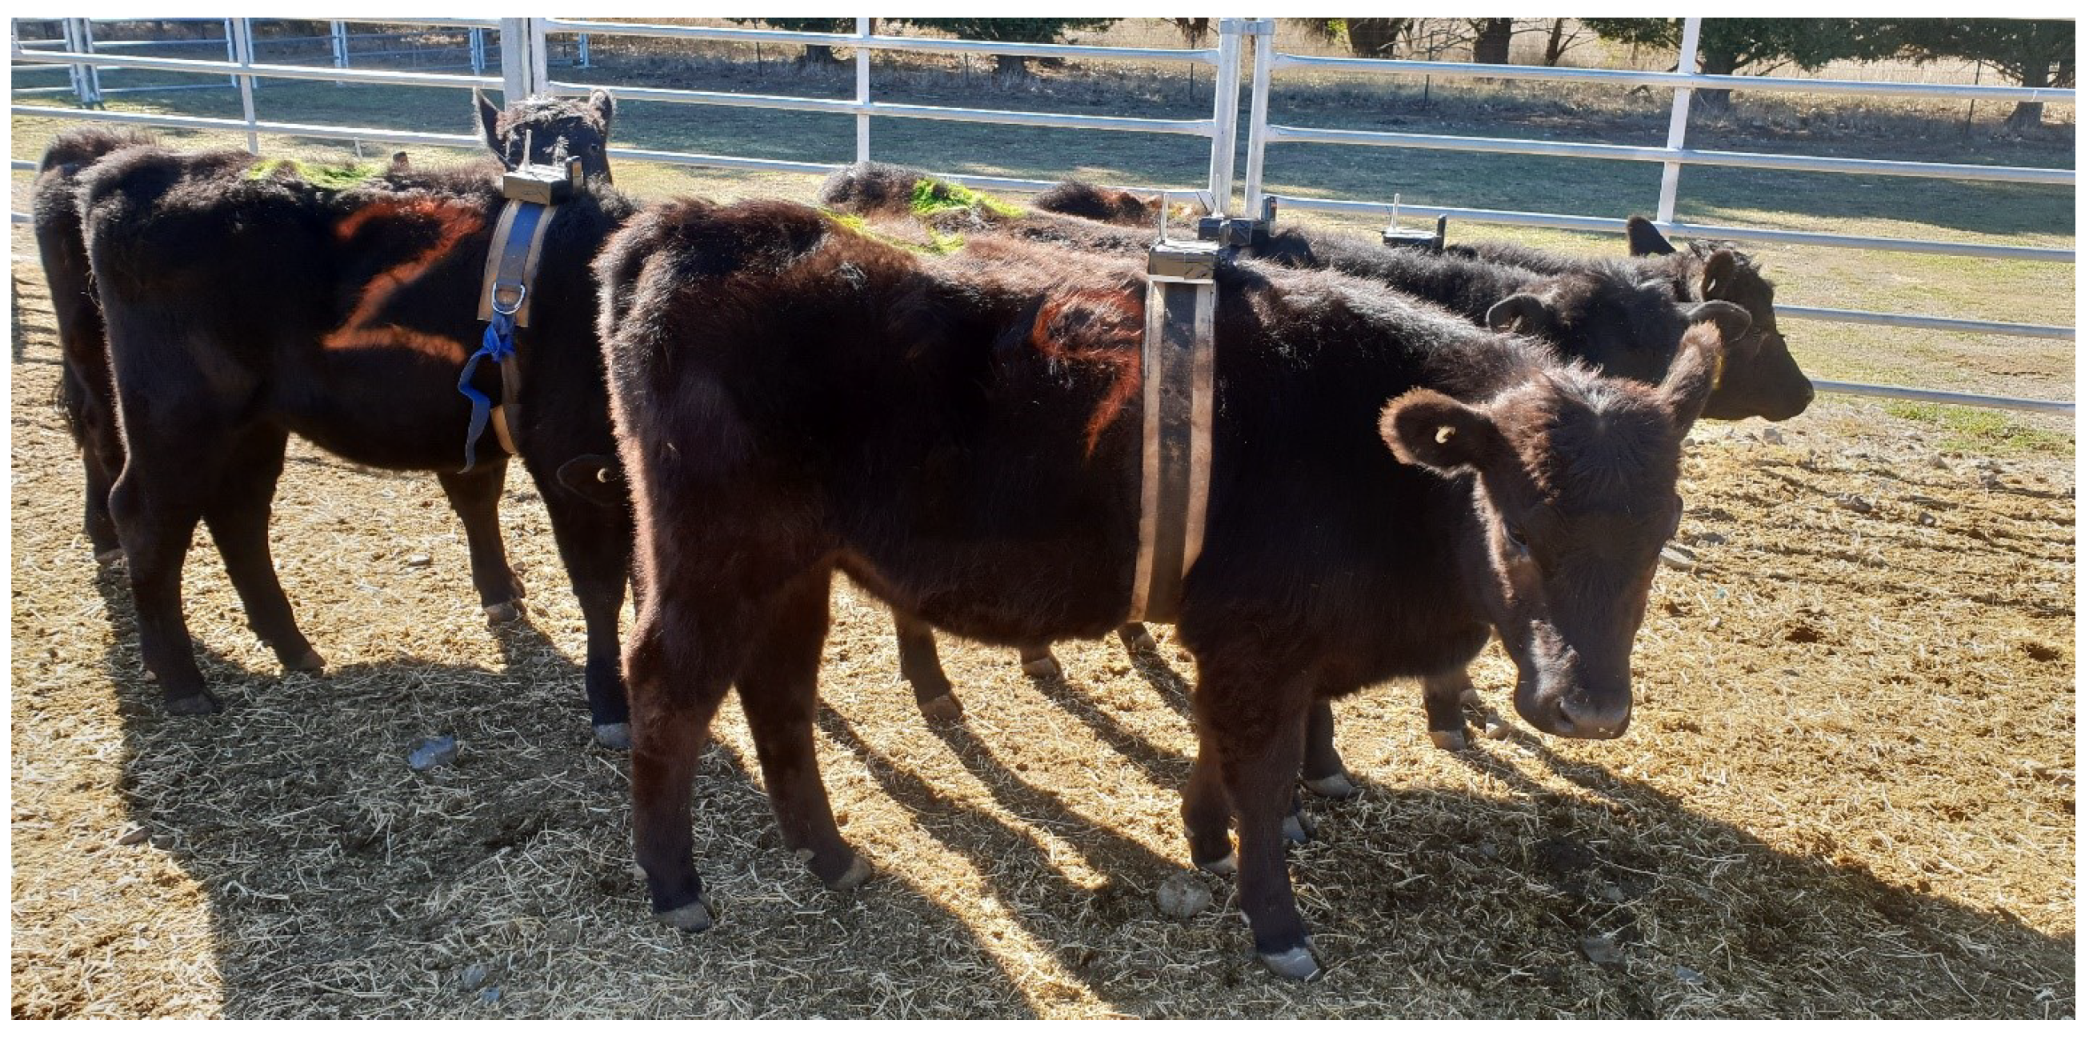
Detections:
474,198,560,458
1128,240,1220,624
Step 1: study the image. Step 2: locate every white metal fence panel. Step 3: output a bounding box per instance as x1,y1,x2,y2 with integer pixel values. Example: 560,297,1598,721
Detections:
10,16,2074,413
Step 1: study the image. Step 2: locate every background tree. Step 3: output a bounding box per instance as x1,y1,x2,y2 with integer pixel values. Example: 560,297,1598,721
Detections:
1539,18,1586,67
1334,18,1412,59
1584,18,1902,113
905,18,1118,77
734,18,852,65
1469,19,1513,64
1896,20,2074,129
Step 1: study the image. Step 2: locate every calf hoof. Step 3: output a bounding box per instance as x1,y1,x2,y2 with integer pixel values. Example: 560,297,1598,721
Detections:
1195,852,1237,876
916,693,964,722
1282,812,1316,846
656,897,715,933
287,648,327,674
823,854,874,893
1020,654,1063,679
1458,687,1483,709
165,693,221,716
593,723,633,750
1120,627,1158,654
483,600,524,624
94,547,126,567
1483,715,1513,740
1302,772,1357,800
1429,728,1470,752
1259,946,1323,981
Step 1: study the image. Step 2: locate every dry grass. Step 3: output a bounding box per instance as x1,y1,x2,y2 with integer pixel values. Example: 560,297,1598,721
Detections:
7,194,2075,1018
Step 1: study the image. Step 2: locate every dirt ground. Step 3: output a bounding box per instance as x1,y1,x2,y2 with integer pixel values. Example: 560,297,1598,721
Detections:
7,217,2075,1018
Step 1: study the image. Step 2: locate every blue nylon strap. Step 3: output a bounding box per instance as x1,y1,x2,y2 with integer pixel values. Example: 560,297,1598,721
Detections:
457,200,548,471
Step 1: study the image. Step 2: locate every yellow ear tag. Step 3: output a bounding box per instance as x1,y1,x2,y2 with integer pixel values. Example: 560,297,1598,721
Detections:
1435,425,1456,444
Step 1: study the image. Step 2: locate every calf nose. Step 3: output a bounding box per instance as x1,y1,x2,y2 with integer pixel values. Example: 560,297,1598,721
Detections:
1553,691,1631,740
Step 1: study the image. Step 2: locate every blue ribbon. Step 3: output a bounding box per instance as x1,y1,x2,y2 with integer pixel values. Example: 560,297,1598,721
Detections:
456,308,515,472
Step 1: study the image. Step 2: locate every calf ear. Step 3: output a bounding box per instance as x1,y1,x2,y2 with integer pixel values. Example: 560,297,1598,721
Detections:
556,454,626,506
1485,293,1553,336
1658,323,1726,435
1627,216,1677,257
474,89,505,160
1700,249,1738,299
1381,390,1506,477
588,88,617,135
1682,300,1751,343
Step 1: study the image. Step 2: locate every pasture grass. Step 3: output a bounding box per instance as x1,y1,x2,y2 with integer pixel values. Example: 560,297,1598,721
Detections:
1882,402,2075,456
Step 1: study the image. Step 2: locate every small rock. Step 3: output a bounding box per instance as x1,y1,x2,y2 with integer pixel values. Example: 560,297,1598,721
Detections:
407,736,458,771
1757,427,1784,445
1598,883,1625,903
1580,934,1627,968
406,553,433,567
1928,454,1950,470
1156,873,1213,918
459,964,489,989
116,826,150,846
1917,512,1939,528
1980,474,2004,491
1834,493,1873,514
478,986,502,1006
1659,546,1697,571
1692,531,1728,546
1674,965,1708,986
1476,842,1501,861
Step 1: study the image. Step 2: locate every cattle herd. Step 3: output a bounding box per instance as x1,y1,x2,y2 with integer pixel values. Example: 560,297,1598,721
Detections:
31,92,1814,981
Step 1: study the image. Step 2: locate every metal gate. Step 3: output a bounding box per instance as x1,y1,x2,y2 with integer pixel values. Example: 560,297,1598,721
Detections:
11,16,2076,412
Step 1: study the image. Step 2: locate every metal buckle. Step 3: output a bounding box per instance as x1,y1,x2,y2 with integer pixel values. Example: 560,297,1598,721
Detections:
491,282,527,316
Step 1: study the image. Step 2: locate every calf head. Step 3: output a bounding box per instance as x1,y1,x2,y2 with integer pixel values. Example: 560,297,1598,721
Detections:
1485,273,1754,395
475,89,617,183
1627,217,1813,421
1380,323,1727,740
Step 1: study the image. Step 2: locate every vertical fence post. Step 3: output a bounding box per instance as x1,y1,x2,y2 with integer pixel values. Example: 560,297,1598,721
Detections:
1656,17,1701,226
65,19,103,106
855,17,872,164
1205,20,1255,216
1241,20,1277,220
223,19,239,90
576,32,590,69
499,18,548,100
231,18,259,153
61,18,85,104
470,28,486,75
331,19,348,87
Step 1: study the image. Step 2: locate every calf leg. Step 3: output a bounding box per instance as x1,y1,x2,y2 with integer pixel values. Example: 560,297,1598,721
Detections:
1300,699,1355,799
891,608,960,721
535,489,633,747
1423,667,1484,751
201,427,322,674
110,457,215,714
741,569,868,889
437,460,527,622
627,591,747,930
1117,622,1157,654
1198,669,1320,978
1016,642,1062,678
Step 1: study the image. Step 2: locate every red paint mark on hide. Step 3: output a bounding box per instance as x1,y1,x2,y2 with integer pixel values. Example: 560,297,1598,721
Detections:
1029,288,1144,457
324,198,486,358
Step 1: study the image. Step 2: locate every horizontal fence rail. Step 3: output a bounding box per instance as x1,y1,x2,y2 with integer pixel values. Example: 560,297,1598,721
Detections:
10,16,2075,414
1240,17,2074,413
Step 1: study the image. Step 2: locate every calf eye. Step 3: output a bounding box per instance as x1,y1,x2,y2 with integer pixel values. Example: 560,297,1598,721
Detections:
1504,525,1531,558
